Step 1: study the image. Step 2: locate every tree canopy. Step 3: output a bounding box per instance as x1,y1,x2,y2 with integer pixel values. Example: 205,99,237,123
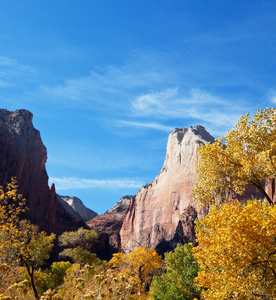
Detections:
150,243,201,300
110,246,163,298
193,200,276,299
59,227,100,266
193,108,276,207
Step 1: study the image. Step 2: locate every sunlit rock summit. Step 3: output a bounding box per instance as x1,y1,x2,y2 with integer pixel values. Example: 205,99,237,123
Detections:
120,126,215,253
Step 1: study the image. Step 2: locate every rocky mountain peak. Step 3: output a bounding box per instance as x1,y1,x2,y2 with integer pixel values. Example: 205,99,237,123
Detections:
0,109,34,136
120,126,214,253
106,195,132,214
170,128,188,143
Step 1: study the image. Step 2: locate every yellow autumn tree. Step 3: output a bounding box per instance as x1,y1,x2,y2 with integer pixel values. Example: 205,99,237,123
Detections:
0,178,39,268
193,108,276,207
193,200,276,299
110,246,163,298
0,178,56,300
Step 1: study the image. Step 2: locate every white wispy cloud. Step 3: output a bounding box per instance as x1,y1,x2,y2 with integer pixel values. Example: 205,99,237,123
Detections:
0,56,17,66
50,176,145,190
269,91,276,103
35,61,245,135
35,52,168,106
117,120,173,132
0,80,10,88
0,56,35,72
131,88,244,129
30,50,257,136
0,56,36,92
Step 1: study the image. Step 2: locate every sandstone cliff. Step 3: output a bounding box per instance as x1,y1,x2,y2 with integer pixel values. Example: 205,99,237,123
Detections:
120,126,214,253
58,195,98,222
87,196,132,255
0,109,85,234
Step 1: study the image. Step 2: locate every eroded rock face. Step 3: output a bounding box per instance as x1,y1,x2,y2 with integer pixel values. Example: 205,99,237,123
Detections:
120,126,214,253
0,109,85,234
87,196,132,256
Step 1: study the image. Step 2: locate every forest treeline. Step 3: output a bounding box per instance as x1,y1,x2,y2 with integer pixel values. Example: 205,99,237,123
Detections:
0,108,275,299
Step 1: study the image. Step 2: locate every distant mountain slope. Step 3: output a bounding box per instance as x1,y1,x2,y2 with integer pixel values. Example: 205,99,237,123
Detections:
87,195,132,253
58,195,98,222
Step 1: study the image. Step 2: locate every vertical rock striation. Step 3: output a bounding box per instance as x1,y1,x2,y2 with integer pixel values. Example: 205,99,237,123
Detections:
0,109,85,234
120,126,214,253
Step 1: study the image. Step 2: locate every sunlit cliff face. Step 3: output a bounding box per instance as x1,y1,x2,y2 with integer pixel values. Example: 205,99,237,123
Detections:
120,126,214,254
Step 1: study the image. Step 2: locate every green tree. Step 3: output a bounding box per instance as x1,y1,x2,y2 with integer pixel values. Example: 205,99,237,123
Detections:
59,227,100,266
44,261,72,291
193,108,276,207
150,243,200,300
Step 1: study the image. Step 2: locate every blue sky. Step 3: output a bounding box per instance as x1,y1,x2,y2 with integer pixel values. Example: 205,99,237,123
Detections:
1,0,276,214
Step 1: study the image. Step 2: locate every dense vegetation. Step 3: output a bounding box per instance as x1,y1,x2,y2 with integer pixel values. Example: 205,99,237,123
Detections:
0,108,275,299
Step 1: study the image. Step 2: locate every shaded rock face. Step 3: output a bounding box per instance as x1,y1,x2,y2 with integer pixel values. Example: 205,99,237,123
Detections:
58,195,98,222
120,126,214,253
0,109,85,234
87,196,132,257
265,178,276,204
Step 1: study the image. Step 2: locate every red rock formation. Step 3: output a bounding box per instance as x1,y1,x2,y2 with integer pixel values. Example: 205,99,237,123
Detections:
87,196,132,254
0,109,85,234
120,126,214,253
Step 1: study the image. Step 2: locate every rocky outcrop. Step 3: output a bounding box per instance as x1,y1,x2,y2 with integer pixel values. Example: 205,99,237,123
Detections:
0,109,85,234
58,195,98,222
87,196,132,255
120,126,214,253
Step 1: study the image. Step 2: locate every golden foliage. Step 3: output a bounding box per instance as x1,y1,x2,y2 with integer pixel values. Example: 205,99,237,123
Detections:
0,178,37,265
56,246,163,300
0,180,163,299
193,200,276,299
57,263,134,300
194,108,276,207
56,262,107,300
0,265,20,295
110,246,163,298
87,267,134,299
0,178,56,299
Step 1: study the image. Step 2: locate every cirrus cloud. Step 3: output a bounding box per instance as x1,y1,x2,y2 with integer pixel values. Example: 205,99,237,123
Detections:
131,87,245,132
50,176,146,190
